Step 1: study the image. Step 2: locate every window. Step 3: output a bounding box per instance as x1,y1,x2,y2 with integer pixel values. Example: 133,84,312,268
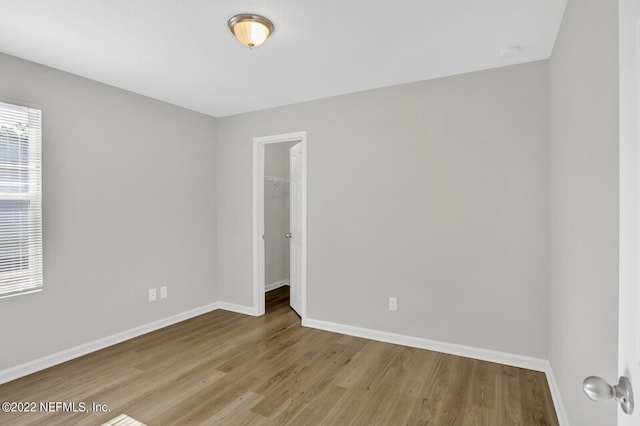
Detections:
0,100,42,298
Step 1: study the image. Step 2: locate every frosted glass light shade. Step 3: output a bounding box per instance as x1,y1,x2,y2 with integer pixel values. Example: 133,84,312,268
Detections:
228,14,274,49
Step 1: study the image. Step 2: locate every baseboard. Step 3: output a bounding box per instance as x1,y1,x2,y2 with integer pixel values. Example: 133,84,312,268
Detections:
216,301,257,316
0,303,569,426
302,317,548,372
0,302,219,385
544,362,570,425
303,318,572,422
265,280,289,292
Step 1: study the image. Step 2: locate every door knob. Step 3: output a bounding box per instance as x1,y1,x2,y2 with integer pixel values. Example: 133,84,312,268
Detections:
583,376,634,414
285,233,292,239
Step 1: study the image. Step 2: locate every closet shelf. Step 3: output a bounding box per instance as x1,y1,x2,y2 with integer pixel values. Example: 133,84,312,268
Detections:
265,176,289,183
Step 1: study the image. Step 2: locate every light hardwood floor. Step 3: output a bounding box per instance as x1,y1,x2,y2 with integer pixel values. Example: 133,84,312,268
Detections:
0,287,558,425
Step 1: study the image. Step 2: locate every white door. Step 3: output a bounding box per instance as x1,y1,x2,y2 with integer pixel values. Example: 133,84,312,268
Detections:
288,143,302,315
585,2,639,421
618,0,640,424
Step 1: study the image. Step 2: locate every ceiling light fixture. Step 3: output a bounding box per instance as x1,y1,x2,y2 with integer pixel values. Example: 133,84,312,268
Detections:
228,14,274,49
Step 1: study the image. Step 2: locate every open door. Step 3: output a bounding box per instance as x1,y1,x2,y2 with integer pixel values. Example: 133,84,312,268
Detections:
253,131,306,318
617,0,640,423
288,142,302,316
583,2,639,422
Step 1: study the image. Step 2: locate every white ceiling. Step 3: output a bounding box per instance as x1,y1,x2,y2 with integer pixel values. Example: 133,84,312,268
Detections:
0,1,567,117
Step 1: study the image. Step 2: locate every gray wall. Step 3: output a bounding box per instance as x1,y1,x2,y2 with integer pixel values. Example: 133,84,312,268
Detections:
548,0,619,424
0,53,218,370
264,142,295,286
216,61,550,358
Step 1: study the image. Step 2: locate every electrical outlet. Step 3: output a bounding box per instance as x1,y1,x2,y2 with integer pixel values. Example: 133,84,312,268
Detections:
160,286,168,299
149,288,157,302
389,297,397,311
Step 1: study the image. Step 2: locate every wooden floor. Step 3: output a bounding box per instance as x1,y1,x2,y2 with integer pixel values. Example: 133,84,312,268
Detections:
0,287,558,425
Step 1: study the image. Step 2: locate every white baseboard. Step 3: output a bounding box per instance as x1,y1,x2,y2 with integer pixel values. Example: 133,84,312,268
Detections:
544,363,570,425
216,301,257,316
265,280,289,292
0,300,259,385
0,302,219,385
303,318,570,423
303,317,548,372
0,302,569,426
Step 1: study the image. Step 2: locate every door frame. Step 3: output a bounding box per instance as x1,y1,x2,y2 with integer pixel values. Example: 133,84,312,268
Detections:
252,131,307,318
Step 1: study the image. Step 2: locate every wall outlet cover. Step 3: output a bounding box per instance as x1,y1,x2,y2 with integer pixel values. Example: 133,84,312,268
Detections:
389,297,397,311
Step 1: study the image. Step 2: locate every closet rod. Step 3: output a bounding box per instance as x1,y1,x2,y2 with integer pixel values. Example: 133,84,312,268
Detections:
264,176,289,183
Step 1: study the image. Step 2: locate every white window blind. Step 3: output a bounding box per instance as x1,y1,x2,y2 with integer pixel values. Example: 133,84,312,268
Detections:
0,100,42,298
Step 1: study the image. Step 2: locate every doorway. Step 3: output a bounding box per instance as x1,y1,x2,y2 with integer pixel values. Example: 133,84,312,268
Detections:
264,141,297,312
252,131,307,319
